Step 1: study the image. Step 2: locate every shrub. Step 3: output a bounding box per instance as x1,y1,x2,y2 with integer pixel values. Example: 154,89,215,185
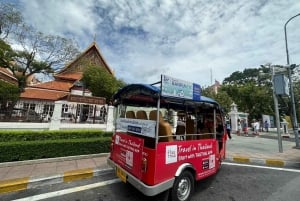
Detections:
0,130,112,142
0,130,113,162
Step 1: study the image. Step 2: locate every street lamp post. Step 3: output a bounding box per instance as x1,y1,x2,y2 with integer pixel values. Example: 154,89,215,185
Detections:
284,13,300,148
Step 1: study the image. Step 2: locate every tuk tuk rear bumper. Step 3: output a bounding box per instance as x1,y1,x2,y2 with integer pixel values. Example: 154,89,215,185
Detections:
107,158,175,196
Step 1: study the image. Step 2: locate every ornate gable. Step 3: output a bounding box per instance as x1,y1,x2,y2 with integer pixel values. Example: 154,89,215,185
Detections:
0,67,18,85
55,42,114,78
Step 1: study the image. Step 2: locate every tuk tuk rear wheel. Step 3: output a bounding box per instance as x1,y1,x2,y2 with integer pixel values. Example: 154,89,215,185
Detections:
170,170,194,201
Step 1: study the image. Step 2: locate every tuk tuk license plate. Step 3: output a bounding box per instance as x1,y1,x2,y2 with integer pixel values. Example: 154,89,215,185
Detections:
116,166,127,183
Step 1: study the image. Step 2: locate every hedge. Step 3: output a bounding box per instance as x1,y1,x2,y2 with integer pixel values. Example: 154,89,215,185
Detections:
0,130,113,162
0,137,112,162
0,130,112,142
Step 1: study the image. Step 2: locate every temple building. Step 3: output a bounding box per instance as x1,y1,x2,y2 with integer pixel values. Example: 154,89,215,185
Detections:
13,42,113,123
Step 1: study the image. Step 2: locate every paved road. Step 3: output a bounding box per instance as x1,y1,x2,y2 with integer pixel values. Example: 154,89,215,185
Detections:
2,163,300,201
0,132,299,197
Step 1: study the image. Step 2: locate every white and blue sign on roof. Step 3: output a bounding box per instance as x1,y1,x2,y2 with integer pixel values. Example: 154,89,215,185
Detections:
161,74,201,101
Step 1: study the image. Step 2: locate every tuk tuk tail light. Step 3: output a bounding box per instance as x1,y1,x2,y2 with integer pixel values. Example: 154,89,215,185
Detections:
142,158,147,173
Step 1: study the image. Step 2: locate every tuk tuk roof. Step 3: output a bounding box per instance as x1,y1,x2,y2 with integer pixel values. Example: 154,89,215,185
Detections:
113,84,219,106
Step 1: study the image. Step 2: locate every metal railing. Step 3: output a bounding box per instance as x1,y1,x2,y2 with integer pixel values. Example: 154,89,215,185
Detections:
0,102,107,124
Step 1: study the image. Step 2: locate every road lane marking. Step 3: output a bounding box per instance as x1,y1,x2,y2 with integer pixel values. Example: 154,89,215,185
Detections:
223,162,300,173
12,178,121,201
10,163,299,200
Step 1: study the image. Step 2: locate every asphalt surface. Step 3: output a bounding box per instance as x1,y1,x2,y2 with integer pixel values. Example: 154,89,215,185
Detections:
0,131,299,195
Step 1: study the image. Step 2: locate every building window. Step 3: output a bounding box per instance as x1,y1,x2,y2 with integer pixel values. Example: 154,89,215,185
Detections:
62,104,69,113
88,105,94,116
24,103,29,110
23,103,36,111
43,104,54,119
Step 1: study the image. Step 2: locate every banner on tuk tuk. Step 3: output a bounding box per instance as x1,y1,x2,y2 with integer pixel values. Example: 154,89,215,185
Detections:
116,118,156,138
161,74,201,100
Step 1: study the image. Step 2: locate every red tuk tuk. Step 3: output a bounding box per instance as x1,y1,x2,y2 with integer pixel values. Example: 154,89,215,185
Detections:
107,75,227,201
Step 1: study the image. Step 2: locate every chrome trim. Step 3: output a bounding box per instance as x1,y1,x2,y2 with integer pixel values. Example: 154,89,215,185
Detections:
175,163,194,177
107,158,175,196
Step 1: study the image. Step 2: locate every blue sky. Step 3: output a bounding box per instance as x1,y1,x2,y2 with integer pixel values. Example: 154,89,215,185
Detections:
5,0,300,86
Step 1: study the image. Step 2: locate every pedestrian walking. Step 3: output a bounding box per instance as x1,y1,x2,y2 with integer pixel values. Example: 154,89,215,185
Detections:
226,121,232,139
253,120,259,135
264,120,269,132
243,122,248,136
237,119,241,135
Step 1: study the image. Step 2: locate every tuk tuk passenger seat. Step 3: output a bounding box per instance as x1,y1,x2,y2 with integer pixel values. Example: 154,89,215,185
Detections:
126,111,136,119
186,118,195,140
149,110,173,142
136,110,148,120
158,121,174,142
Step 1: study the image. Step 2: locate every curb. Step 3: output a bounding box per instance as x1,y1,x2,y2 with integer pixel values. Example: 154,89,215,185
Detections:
225,155,300,169
1,153,299,195
0,153,109,168
0,168,113,194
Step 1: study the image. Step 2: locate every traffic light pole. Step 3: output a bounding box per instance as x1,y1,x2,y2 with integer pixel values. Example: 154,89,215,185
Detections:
272,67,283,153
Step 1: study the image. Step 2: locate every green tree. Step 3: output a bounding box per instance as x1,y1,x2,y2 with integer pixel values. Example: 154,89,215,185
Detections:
223,66,271,86
0,3,80,92
222,66,274,120
0,39,16,68
82,65,126,103
0,2,22,39
9,25,79,91
0,80,20,115
201,87,233,114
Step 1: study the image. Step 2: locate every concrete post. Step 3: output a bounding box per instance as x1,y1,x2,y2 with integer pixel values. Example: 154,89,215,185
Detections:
228,103,238,133
49,101,64,130
106,105,115,131
230,113,238,133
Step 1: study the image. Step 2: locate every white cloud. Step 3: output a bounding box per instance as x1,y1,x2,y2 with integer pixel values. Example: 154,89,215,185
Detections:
17,0,300,86
20,0,97,37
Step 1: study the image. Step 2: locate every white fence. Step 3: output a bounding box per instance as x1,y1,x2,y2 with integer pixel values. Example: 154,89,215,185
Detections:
0,101,115,131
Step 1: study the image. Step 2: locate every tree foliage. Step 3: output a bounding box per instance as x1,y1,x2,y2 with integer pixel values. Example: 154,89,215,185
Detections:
223,66,271,86
0,3,22,39
0,80,20,113
0,39,15,68
201,87,233,114
222,83,273,120
221,65,295,121
8,25,79,91
0,2,80,92
82,65,126,103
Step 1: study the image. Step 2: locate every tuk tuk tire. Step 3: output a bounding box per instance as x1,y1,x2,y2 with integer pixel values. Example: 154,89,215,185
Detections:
170,170,194,201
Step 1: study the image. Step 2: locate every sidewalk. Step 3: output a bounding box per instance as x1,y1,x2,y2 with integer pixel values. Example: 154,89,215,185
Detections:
226,132,300,167
1,132,300,194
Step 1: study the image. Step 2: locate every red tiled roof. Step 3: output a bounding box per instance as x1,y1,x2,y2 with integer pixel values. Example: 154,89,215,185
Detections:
20,88,68,101
54,72,83,81
18,42,114,102
31,80,74,92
